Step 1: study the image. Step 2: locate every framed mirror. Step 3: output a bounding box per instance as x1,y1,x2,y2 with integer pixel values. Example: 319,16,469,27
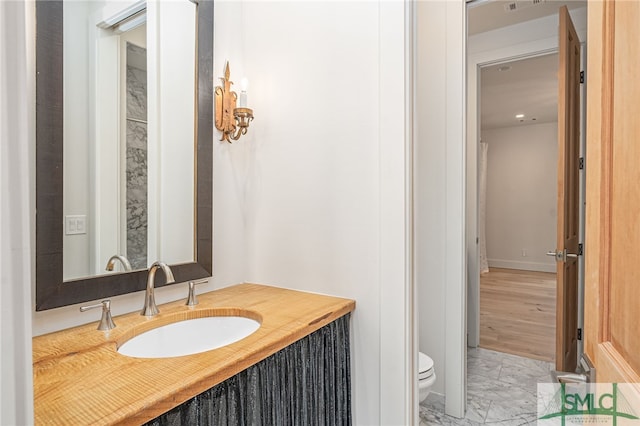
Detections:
35,0,213,311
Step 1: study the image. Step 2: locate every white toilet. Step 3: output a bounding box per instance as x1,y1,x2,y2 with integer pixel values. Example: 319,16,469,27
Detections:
418,352,436,402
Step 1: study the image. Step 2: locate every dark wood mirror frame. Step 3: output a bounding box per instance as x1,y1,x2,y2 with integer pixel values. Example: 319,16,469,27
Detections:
35,0,213,311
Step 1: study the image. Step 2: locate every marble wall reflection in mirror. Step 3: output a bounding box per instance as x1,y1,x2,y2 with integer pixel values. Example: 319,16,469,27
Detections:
63,0,196,280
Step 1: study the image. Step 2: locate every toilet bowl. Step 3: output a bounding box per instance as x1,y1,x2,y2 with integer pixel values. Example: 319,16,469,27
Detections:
418,352,436,402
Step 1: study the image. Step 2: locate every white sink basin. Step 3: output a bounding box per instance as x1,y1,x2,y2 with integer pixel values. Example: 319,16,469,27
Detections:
118,316,260,358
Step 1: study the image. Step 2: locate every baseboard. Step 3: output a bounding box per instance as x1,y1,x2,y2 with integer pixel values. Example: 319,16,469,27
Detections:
487,259,556,273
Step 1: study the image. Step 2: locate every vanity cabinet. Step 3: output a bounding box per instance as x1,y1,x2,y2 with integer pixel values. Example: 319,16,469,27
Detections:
145,314,351,426
33,284,355,425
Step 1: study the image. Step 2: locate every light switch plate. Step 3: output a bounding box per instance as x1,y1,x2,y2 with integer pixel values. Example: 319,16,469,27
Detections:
65,215,87,235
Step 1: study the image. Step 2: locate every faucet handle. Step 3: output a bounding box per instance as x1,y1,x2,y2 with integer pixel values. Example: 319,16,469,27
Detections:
186,279,208,306
80,300,116,331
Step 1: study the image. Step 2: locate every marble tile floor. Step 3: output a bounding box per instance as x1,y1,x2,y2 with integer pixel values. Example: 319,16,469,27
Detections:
419,347,554,425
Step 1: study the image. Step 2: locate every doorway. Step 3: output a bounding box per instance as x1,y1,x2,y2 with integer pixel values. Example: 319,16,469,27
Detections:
414,0,587,419
466,3,587,360
463,1,587,421
478,53,559,362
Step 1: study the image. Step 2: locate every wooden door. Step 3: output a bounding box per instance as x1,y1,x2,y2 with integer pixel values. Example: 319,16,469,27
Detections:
555,5,581,373
585,0,640,404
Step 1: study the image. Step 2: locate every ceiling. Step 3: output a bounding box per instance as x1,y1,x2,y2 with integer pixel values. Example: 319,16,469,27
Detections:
469,0,586,130
480,53,558,130
467,0,587,36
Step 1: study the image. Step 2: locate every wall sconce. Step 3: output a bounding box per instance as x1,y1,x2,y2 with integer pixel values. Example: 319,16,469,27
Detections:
215,62,254,143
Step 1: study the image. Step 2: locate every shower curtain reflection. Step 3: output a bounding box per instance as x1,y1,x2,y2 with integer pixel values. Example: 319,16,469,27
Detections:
479,141,489,274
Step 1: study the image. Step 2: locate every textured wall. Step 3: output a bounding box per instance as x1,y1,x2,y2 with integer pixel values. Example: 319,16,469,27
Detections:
125,43,148,270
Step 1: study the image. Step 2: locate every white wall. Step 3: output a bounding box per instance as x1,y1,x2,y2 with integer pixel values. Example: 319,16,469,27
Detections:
63,0,92,279
415,0,466,417
152,0,196,265
216,2,411,423
483,123,557,272
210,1,251,290
1,1,35,423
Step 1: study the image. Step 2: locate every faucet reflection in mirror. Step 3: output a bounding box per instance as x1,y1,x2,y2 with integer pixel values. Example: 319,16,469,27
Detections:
105,254,133,272
215,62,254,143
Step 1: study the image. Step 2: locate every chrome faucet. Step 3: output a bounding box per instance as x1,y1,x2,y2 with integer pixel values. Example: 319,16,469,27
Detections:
105,254,132,272
141,261,175,316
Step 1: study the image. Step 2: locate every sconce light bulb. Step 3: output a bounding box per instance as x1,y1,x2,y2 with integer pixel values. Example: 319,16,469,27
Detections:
239,77,249,107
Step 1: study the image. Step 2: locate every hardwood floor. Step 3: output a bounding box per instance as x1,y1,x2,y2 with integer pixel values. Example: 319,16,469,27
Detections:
480,268,556,362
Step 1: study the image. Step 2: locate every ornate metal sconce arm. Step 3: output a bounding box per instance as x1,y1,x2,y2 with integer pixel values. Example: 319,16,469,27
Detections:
214,63,254,143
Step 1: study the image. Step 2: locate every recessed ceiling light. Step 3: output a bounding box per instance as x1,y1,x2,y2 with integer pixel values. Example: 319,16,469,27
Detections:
498,66,512,72
515,114,525,119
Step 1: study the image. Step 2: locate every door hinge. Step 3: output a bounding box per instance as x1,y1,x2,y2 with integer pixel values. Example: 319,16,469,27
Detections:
578,243,583,256
577,328,583,341
579,157,584,170
580,71,585,84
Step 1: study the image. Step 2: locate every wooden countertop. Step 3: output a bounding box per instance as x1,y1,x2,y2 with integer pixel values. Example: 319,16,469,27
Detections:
33,283,355,425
